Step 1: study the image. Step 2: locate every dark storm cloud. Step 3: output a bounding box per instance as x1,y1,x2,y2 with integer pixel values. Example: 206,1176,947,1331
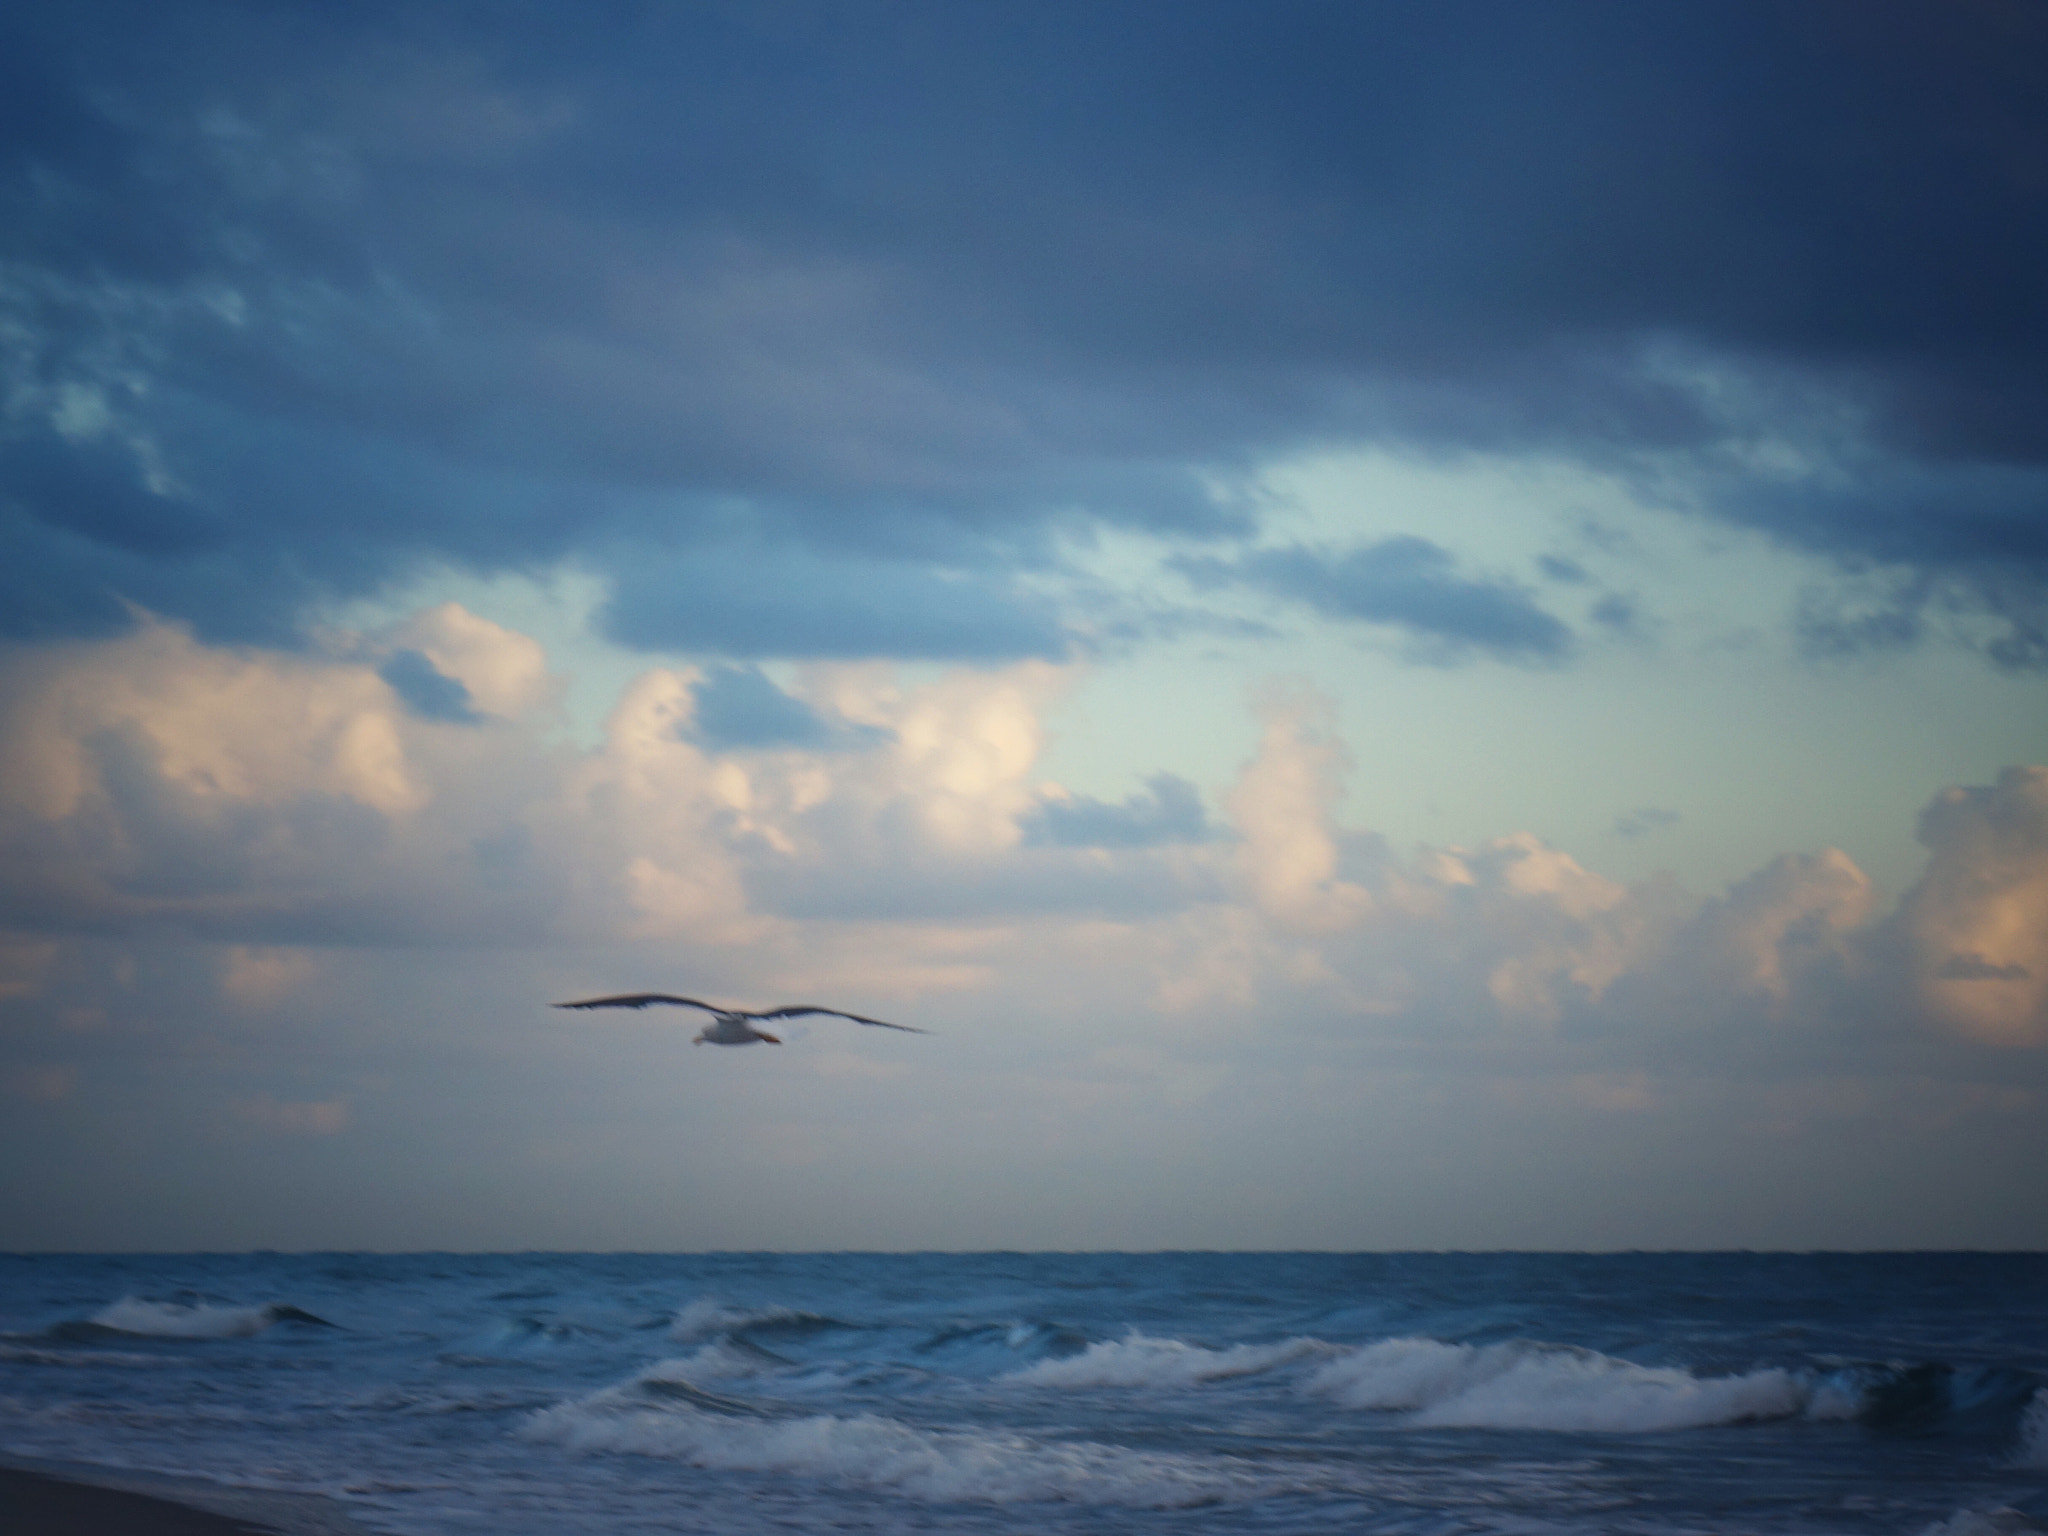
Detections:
1178,539,1574,660
3,1,2046,658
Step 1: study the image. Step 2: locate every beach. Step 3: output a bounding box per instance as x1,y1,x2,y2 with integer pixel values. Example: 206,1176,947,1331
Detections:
1,1459,371,1536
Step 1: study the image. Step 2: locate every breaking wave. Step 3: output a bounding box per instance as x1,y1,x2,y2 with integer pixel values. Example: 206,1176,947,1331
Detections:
522,1361,1276,1506
1008,1331,1328,1389
2015,1389,2048,1468
670,1298,849,1344
914,1319,1089,1365
82,1297,334,1339
1306,1336,1807,1432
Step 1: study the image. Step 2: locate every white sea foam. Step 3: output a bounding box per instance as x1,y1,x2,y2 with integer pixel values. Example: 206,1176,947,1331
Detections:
1008,1331,1327,1389
1308,1336,1807,1432
2013,1388,2048,1468
670,1298,751,1339
91,1297,280,1339
523,1369,1273,1506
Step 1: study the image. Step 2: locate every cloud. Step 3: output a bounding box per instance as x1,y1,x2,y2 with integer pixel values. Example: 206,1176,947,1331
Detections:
0,610,563,941
1588,594,1638,632
3,611,2046,1077
685,664,860,752
599,543,1073,662
0,3,2043,662
1613,807,1680,839
1177,540,1574,661
1890,766,2048,1046
383,603,554,719
1936,953,2030,982
377,649,478,723
7,612,2048,1246
1793,559,2048,673
1225,689,1373,932
1667,849,1877,1011
1021,773,1212,849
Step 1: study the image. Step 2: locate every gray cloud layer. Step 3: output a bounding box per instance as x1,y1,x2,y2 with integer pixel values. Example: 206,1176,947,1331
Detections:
3,2,2046,661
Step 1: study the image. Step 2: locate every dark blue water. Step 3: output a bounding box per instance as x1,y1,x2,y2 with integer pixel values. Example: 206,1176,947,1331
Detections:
2,1252,2043,1534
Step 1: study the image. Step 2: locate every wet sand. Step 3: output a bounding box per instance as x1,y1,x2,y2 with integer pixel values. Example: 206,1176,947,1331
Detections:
2,1467,278,1535
0,1460,374,1536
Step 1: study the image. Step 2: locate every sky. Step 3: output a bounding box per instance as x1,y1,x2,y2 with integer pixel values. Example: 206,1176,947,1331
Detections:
3,0,2047,1251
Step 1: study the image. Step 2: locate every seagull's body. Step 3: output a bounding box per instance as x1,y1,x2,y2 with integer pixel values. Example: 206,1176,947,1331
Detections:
552,992,928,1046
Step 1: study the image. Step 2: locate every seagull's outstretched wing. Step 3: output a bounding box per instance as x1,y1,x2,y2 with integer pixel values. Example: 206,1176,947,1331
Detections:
756,1005,930,1033
552,993,724,1014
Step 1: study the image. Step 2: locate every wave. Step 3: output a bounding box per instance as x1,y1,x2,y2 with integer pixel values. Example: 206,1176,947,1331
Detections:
494,1315,607,1347
79,1297,334,1339
2015,1389,2048,1468
0,1341,172,1369
522,1364,1280,1506
670,1298,849,1345
1008,1327,1825,1433
1920,1510,2039,1536
652,1341,779,1381
915,1319,1089,1363
1306,1336,1807,1432
1008,1331,1328,1389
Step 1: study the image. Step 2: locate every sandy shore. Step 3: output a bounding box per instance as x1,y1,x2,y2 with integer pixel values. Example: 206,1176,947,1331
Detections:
0,1458,375,1536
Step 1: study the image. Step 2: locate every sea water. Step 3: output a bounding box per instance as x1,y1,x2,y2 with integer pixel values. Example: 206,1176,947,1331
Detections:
1,1252,2044,1534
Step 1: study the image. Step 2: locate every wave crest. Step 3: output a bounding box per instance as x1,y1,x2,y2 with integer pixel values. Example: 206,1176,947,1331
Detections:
1009,1331,1327,1389
523,1365,1273,1506
670,1298,846,1344
87,1297,331,1339
1308,1336,1806,1432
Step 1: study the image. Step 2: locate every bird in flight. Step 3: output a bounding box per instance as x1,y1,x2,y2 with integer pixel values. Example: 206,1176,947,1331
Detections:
552,993,929,1046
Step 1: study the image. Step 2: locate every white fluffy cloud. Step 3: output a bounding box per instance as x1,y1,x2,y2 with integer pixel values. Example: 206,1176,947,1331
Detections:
1892,766,2048,1047
0,609,2042,1069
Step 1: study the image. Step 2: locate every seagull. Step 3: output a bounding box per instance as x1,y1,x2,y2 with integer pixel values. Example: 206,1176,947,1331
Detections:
551,993,929,1046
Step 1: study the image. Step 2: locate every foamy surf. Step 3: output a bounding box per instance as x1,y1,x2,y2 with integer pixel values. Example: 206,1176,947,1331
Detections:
1307,1336,1808,1432
1008,1330,1330,1389
4,1252,2035,1536
523,1364,1279,1506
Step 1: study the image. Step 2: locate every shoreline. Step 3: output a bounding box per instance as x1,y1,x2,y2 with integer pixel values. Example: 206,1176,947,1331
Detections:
0,1457,375,1536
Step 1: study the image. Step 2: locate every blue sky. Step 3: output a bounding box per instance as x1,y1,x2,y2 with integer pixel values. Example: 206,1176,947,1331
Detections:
2,0,2046,1249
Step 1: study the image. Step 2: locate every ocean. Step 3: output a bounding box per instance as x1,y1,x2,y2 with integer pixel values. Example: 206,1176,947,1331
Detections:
1,1252,2043,1534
